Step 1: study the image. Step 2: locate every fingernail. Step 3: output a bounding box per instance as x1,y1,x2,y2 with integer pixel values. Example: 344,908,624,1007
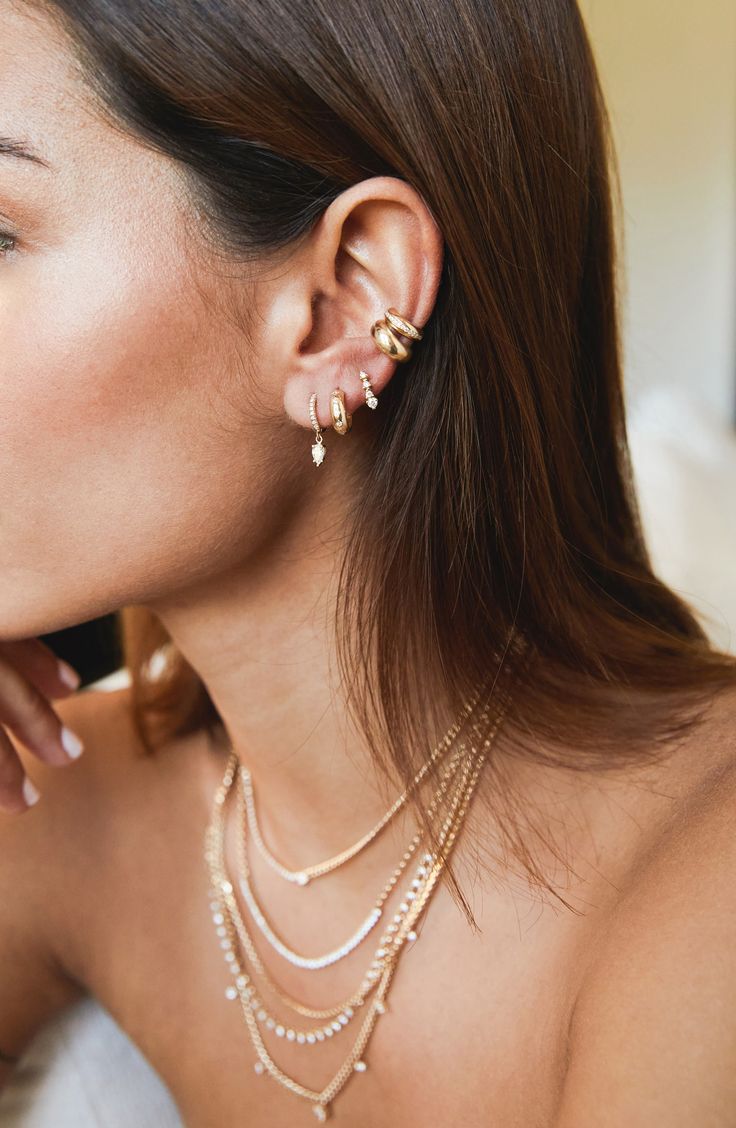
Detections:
22,777,41,807
60,726,84,759
57,661,81,690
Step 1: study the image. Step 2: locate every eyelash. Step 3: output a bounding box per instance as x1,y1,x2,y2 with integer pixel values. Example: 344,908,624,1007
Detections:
0,231,17,256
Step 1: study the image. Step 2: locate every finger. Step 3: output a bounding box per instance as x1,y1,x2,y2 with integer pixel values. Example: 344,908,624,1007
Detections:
0,660,84,767
0,734,40,814
0,639,81,699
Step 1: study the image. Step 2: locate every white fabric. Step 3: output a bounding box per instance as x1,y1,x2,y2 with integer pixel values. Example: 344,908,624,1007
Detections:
0,996,183,1127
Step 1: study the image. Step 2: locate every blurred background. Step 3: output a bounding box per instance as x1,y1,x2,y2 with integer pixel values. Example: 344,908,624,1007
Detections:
43,0,736,687
581,0,736,655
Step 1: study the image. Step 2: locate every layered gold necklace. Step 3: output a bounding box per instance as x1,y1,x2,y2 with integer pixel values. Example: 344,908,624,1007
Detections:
203,681,512,1121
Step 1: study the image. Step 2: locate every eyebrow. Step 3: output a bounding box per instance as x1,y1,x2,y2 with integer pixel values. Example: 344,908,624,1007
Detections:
0,136,53,170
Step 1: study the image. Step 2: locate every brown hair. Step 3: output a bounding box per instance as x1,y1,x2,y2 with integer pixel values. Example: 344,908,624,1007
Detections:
39,0,736,909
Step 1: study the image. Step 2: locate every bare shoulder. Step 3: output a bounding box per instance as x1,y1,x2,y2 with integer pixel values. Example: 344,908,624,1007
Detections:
0,685,137,1072
3,686,137,931
5,683,207,981
556,684,736,1127
9,684,145,855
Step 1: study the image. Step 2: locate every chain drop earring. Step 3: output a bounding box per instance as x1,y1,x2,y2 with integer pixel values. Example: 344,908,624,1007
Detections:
308,393,326,466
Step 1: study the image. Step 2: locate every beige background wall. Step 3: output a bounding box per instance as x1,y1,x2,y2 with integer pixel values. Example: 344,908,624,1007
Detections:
580,0,736,422
579,2,736,652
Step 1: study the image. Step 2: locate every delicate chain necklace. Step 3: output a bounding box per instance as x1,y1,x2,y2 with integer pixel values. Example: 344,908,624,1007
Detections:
205,745,476,1121
204,747,472,1050
236,743,467,971
203,686,512,1122
215,744,465,1028
240,683,485,886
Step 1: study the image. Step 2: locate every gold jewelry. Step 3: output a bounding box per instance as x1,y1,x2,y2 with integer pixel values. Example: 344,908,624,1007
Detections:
359,370,378,410
205,743,478,1121
308,393,326,466
203,685,514,1122
371,320,412,362
371,306,423,363
329,388,352,434
236,746,469,971
225,747,467,1025
203,756,471,1069
239,681,485,886
385,307,423,340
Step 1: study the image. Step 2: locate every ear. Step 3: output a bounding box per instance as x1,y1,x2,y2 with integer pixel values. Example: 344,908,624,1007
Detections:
270,176,444,430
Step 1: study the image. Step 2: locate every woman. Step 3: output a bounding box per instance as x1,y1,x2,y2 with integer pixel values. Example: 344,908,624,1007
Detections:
0,0,734,1123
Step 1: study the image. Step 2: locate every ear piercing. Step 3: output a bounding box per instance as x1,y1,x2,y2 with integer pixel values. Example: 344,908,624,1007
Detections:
359,371,378,409
330,388,352,434
308,307,423,465
370,306,423,364
309,393,326,466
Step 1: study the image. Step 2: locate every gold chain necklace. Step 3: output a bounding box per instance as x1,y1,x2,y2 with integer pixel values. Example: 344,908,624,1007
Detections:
205,747,475,1121
203,750,472,1060
203,687,512,1121
227,743,468,1019
235,743,468,971
239,683,485,886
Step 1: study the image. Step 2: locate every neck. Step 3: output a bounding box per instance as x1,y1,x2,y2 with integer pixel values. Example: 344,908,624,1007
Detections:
147,457,459,876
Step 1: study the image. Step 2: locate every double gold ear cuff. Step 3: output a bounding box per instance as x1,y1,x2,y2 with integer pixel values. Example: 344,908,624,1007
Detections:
370,306,423,363
308,307,423,466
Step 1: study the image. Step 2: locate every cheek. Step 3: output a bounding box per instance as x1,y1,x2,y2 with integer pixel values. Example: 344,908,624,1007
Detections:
0,235,271,637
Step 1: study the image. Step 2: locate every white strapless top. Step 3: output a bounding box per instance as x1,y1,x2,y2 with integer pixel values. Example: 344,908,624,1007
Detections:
0,995,183,1128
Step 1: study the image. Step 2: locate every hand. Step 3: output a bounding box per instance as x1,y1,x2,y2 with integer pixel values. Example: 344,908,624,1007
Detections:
0,639,84,814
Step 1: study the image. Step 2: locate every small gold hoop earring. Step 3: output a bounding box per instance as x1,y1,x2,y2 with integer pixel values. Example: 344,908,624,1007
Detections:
371,320,412,362
308,392,326,466
330,388,352,434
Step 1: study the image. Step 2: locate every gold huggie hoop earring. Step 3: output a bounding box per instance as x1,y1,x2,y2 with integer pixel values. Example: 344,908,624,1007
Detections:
309,392,326,466
370,307,423,363
359,370,378,409
330,388,352,434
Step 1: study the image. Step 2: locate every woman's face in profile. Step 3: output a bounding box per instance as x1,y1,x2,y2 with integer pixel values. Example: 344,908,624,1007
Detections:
0,3,301,642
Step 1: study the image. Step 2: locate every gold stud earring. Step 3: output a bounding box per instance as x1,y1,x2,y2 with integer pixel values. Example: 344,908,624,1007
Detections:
359,370,378,409
309,392,326,466
330,388,352,434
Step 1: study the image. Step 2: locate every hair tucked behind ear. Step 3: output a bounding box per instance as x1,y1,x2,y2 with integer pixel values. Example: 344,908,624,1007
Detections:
40,0,736,911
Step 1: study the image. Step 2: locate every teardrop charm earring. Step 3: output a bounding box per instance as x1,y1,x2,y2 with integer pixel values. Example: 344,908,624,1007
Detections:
308,393,326,466
359,370,378,410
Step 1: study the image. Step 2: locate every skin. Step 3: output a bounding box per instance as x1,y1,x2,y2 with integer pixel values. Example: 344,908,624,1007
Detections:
0,5,735,1126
